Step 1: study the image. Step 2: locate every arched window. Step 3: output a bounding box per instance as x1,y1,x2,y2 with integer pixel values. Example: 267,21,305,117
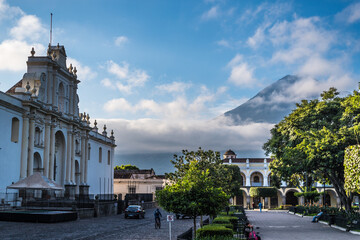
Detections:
33,152,42,173
11,117,19,143
107,150,111,165
254,176,260,183
99,147,102,163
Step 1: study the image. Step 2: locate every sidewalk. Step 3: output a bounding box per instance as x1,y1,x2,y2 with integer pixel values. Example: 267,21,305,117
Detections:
246,210,360,240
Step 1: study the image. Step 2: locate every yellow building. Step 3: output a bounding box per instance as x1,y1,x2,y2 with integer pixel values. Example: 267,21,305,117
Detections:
113,169,167,202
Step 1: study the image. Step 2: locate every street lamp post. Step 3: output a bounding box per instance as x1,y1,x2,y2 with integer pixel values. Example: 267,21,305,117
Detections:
323,179,326,206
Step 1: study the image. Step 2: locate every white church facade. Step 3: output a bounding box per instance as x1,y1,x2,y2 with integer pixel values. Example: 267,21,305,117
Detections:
0,44,116,199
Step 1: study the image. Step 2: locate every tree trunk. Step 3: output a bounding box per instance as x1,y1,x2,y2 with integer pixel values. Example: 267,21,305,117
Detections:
193,217,197,239
328,173,353,211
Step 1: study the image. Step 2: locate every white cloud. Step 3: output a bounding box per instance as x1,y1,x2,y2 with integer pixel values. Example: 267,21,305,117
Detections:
0,5,47,72
99,117,274,155
103,98,133,113
114,36,128,47
10,15,46,42
201,6,219,20
156,81,192,93
106,60,149,94
227,54,256,87
239,2,291,24
0,0,23,22
217,39,231,48
247,23,270,49
336,2,360,24
298,56,342,77
269,17,335,64
101,78,113,88
0,40,45,71
103,84,225,120
67,57,97,81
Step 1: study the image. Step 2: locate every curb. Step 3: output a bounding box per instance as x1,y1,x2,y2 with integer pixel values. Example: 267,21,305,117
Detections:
350,230,360,235
288,211,360,236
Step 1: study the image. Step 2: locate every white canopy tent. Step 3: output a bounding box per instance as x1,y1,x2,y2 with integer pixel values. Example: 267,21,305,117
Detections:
7,172,63,191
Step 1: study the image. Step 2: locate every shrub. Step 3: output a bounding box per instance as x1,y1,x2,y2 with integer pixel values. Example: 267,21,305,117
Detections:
218,211,235,216
211,223,233,229
213,216,238,225
280,205,292,210
195,236,237,240
196,224,233,238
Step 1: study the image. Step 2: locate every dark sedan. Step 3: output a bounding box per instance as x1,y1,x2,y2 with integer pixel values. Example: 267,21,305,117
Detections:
124,205,145,219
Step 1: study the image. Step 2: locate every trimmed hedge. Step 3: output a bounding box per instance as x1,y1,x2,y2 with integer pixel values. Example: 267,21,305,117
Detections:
196,224,233,238
249,187,277,197
213,216,238,225
211,223,233,229
195,236,238,240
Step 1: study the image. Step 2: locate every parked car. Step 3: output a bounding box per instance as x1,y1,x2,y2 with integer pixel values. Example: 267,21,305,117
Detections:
124,205,145,219
175,213,191,219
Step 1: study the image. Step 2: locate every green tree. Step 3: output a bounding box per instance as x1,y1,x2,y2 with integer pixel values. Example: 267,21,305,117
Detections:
157,160,228,238
114,164,139,170
166,148,241,198
263,87,357,211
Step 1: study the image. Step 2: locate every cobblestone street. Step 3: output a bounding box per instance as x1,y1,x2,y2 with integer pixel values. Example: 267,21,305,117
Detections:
247,210,360,240
0,208,196,240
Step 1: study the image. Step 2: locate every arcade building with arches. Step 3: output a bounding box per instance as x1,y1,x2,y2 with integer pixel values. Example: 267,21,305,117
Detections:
222,150,341,209
0,44,116,200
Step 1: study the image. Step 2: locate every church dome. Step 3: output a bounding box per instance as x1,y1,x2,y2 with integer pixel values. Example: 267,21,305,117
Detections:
224,149,236,155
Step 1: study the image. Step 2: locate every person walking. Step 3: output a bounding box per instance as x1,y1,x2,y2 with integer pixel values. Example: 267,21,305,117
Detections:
259,202,262,213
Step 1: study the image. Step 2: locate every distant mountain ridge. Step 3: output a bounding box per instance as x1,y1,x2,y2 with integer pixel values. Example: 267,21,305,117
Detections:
224,75,318,125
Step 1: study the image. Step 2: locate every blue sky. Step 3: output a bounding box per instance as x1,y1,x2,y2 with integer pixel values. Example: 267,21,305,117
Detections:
1,0,360,159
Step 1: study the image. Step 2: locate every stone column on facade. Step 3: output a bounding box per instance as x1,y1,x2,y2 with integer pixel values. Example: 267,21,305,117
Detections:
20,115,29,179
79,134,90,197
84,137,89,184
71,132,75,183
72,85,78,117
49,123,56,180
65,129,72,183
336,196,341,208
246,195,251,210
319,193,323,205
43,121,51,178
27,116,35,177
52,73,58,111
300,196,305,205
80,134,86,184
264,197,268,209
282,195,286,206
264,174,268,187
246,175,251,187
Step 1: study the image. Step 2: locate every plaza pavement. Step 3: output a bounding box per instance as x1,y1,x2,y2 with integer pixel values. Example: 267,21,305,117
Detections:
0,208,197,240
246,210,360,240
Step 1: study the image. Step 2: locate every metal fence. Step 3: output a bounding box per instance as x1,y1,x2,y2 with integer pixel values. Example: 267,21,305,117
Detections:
0,193,19,208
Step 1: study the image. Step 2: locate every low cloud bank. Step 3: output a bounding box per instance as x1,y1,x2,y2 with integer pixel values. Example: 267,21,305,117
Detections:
97,116,273,155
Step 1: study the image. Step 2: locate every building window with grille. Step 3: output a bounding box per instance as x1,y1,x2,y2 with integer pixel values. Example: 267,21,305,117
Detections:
107,150,111,165
128,187,136,194
11,117,19,143
99,147,102,163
